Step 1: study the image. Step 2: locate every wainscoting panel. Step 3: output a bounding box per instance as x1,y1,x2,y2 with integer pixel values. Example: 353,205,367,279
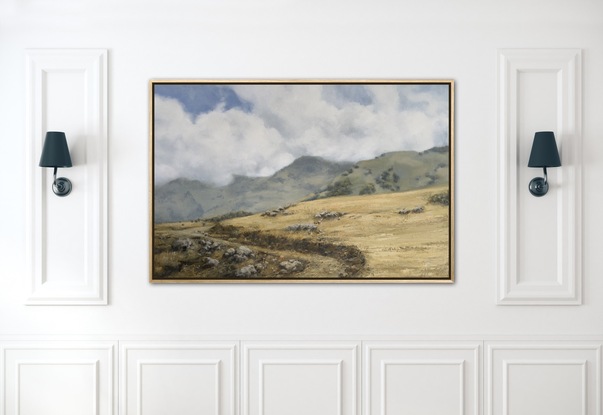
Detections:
486,342,601,415
497,48,582,305
0,342,116,415
120,342,237,415
242,342,360,415
25,49,108,305
2,337,602,415
364,342,480,415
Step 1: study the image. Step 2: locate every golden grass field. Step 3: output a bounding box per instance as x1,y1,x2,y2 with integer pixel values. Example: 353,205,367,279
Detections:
153,186,450,281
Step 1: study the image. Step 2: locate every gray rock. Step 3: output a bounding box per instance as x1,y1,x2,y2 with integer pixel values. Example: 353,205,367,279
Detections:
172,238,194,252
237,246,254,257
199,239,220,252
235,265,257,278
205,257,219,267
233,254,248,263
314,211,344,220
261,204,295,218
286,223,318,232
399,206,424,215
279,259,304,273
261,211,278,217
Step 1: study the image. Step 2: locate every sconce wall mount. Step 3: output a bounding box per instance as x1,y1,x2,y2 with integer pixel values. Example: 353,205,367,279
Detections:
528,131,561,197
39,131,73,197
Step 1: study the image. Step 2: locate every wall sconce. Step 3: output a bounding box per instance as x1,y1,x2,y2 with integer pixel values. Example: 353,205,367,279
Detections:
527,131,561,197
39,131,73,197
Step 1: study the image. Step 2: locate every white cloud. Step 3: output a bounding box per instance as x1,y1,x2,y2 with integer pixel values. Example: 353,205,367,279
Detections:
154,84,449,186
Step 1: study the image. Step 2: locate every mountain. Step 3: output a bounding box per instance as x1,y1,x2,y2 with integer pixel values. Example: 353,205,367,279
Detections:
153,178,211,223
153,146,449,223
154,156,354,223
313,146,449,199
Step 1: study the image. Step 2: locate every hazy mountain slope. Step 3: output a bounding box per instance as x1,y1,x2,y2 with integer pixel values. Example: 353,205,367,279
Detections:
153,147,449,223
154,156,354,222
312,146,449,199
154,179,207,223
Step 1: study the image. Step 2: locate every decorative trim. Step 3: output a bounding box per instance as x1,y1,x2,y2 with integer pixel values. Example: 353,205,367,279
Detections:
501,359,587,415
364,342,480,415
258,359,343,415
0,339,602,415
497,48,582,305
380,359,465,415
136,360,221,415
0,342,115,415
120,342,237,415
15,360,100,415
486,343,602,415
242,342,359,415
25,49,108,305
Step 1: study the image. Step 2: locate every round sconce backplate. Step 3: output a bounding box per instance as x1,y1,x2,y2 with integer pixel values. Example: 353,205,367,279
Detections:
528,177,548,197
52,177,72,197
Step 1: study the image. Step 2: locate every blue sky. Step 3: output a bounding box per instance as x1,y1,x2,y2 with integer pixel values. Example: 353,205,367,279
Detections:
153,83,450,186
154,84,252,115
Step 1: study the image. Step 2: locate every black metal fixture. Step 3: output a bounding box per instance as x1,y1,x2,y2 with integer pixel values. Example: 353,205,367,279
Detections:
527,131,561,197
39,131,73,197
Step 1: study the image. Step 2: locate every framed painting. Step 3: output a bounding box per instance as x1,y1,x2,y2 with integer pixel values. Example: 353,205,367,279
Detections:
150,80,454,283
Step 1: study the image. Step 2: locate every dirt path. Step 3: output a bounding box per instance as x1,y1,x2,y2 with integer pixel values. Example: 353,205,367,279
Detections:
153,221,365,280
152,187,450,281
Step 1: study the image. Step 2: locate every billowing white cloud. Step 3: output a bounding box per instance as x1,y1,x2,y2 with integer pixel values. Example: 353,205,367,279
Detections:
154,97,294,186
154,84,449,186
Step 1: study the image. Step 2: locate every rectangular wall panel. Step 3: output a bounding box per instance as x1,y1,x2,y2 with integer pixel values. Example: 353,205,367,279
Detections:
25,49,108,305
242,342,359,415
497,49,582,304
0,337,602,415
120,342,237,415
364,342,480,415
486,343,601,415
0,342,116,415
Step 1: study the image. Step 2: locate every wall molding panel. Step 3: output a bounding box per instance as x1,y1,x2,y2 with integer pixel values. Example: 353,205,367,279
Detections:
497,48,582,305
486,342,601,415
0,342,116,415
120,342,237,415
0,337,602,415
364,342,480,415
25,49,108,305
242,342,359,415
501,359,587,415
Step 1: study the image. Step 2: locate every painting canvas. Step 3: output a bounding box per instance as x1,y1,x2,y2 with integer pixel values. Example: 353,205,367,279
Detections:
150,80,454,283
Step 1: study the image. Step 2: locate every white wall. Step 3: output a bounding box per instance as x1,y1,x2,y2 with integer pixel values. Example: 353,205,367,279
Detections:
1,0,602,337
2,1,603,413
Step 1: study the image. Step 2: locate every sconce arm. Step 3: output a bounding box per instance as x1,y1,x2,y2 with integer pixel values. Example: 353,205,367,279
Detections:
50,166,72,197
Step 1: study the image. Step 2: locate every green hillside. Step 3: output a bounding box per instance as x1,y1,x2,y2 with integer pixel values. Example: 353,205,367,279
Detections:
153,146,449,223
154,156,353,222
313,146,449,199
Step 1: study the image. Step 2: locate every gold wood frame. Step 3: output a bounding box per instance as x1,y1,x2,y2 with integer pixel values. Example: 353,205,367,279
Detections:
150,80,454,283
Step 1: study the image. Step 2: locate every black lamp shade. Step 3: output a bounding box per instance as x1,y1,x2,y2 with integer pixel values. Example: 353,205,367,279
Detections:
39,131,72,168
528,131,561,168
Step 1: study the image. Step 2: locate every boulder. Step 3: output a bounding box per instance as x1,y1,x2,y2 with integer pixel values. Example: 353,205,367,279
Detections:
279,259,304,273
205,257,219,267
314,211,344,220
286,223,318,232
171,238,194,252
237,246,254,257
398,206,424,215
235,265,257,278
